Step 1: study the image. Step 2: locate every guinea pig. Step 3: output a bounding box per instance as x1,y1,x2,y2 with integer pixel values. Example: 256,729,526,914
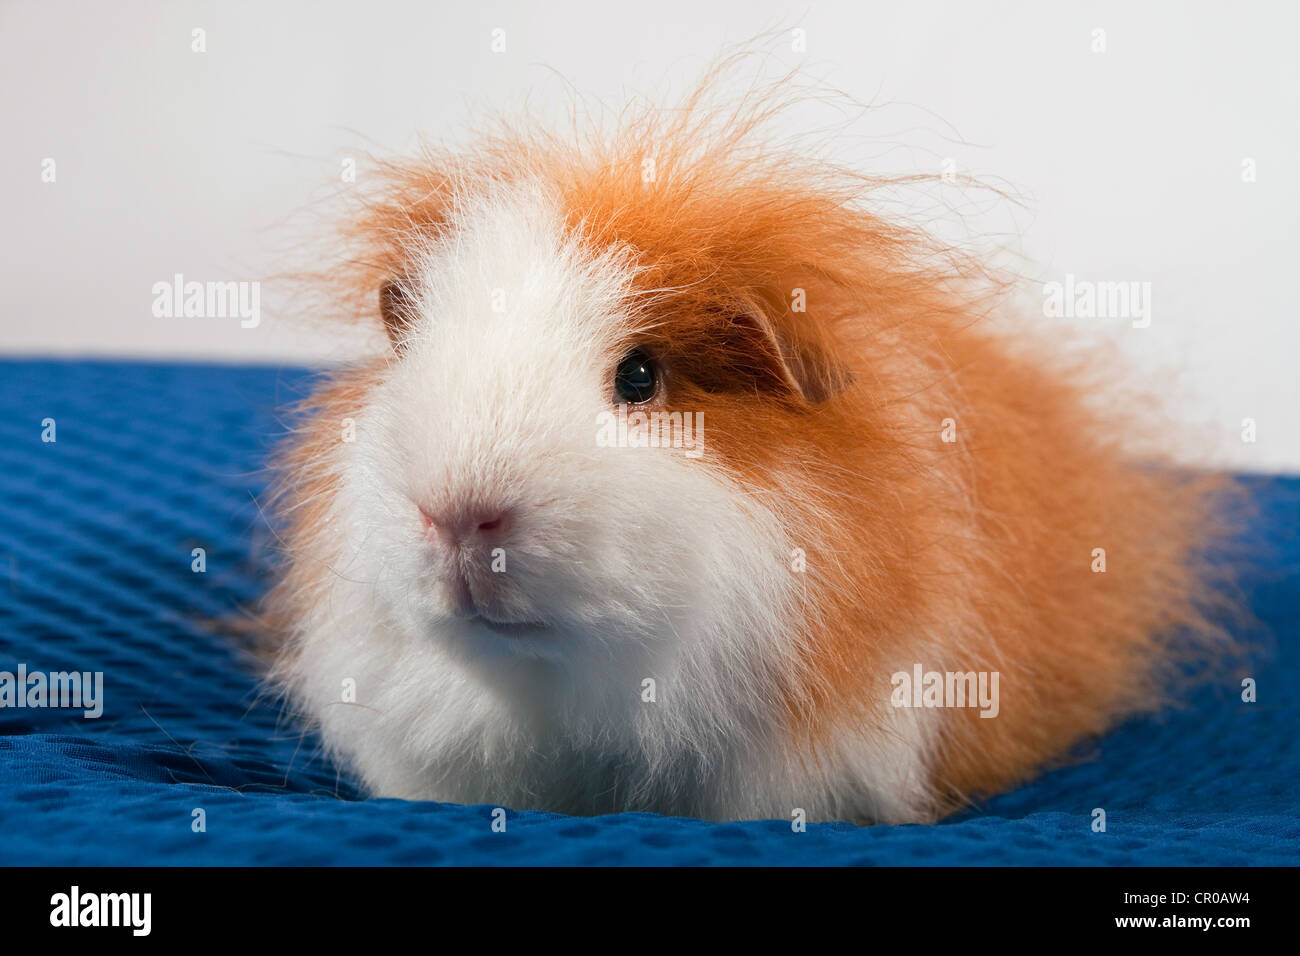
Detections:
259,79,1237,824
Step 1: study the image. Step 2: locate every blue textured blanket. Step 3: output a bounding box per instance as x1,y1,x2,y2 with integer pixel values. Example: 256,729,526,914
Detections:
0,360,1295,865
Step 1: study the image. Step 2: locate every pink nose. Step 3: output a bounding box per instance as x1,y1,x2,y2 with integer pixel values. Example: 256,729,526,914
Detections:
420,504,512,548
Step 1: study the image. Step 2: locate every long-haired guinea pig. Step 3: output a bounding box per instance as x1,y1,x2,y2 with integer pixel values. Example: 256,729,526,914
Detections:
259,77,1239,824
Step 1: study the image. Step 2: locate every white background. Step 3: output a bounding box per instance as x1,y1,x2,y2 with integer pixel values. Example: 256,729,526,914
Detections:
2,0,1296,471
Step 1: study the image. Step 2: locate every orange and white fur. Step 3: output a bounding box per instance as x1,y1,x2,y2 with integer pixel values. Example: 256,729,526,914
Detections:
261,83,1233,824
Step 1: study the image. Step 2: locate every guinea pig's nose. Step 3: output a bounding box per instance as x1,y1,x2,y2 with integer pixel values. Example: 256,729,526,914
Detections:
421,503,512,548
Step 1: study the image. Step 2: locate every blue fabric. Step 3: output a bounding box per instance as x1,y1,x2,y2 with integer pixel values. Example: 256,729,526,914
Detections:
0,359,1295,866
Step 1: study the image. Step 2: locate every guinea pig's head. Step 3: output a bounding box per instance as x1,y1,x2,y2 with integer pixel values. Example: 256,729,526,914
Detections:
330,173,878,701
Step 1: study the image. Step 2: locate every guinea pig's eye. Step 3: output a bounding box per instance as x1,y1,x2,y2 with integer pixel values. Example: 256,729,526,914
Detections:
613,348,657,404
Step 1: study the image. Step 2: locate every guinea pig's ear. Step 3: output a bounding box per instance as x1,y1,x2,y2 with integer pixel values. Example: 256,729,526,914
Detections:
741,305,855,405
379,278,418,351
